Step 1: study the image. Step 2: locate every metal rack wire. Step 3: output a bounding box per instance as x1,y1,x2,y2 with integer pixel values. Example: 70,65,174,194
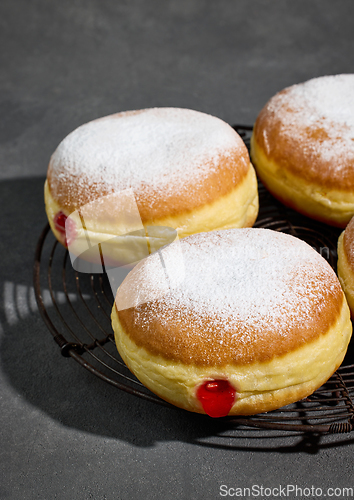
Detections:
33,125,354,434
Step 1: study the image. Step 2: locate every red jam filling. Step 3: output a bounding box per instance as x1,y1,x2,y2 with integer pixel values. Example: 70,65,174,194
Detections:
54,211,76,247
196,379,236,418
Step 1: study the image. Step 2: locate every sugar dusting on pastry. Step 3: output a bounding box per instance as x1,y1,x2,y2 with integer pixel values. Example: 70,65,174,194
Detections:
122,229,341,363
49,107,245,200
266,74,354,165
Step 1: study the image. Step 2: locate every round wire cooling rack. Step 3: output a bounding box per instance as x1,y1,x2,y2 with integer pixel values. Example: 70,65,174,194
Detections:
33,125,354,434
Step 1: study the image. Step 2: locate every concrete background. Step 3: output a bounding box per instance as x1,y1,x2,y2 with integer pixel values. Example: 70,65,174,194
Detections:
1,1,354,498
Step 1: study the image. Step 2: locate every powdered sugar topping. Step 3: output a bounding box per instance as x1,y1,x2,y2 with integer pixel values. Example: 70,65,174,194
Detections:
132,228,339,336
267,74,354,163
50,108,243,194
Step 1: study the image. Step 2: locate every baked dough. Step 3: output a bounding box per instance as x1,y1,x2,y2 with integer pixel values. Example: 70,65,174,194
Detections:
112,228,352,417
45,108,258,266
251,74,354,227
338,216,354,318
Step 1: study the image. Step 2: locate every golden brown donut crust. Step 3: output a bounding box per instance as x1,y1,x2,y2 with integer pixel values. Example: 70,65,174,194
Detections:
47,109,250,224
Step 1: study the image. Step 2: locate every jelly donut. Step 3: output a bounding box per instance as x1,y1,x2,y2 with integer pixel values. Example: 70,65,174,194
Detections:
251,74,354,227
45,108,258,265
337,216,354,318
111,228,352,417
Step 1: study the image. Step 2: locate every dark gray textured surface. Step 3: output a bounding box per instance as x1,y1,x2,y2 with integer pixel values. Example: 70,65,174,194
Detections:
1,1,354,499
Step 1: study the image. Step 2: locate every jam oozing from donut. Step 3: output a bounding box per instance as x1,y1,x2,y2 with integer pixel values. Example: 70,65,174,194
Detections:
54,211,67,232
197,379,236,418
54,211,76,247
